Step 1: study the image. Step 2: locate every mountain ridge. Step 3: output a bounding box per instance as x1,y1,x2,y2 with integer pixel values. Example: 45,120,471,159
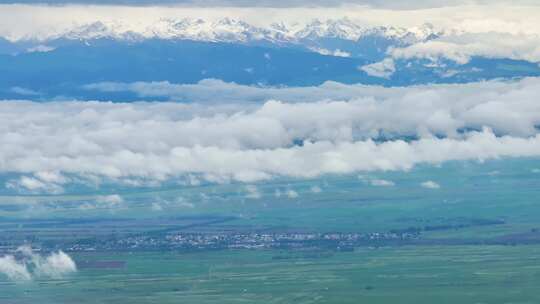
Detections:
6,18,441,45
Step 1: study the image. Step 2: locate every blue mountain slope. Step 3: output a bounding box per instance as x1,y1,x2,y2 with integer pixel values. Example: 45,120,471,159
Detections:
1,38,539,100
0,39,366,95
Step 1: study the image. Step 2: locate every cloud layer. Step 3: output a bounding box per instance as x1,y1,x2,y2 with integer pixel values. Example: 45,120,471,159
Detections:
0,0,538,8
389,32,540,65
2,78,540,185
86,78,540,137
2,3,540,40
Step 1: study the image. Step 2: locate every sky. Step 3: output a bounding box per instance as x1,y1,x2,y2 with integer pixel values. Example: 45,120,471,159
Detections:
0,0,539,7
2,1,540,32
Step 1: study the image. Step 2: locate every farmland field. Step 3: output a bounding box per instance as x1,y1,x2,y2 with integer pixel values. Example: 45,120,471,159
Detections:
2,159,540,303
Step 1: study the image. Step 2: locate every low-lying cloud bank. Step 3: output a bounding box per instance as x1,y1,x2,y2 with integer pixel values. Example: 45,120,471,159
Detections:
3,78,540,187
389,32,540,65
78,77,540,138
5,127,540,187
0,246,77,282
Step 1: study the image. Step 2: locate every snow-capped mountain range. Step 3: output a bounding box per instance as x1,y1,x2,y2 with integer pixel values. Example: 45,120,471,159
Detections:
1,15,539,100
12,18,441,46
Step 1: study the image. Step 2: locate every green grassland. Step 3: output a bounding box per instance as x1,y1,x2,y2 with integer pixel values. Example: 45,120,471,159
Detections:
3,246,540,304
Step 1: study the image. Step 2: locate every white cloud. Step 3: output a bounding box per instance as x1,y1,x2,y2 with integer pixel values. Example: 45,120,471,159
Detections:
310,185,322,193
0,255,32,281
96,194,123,205
9,125,540,184
80,194,124,210
310,47,351,58
370,179,395,187
421,180,441,189
15,177,48,191
34,171,69,184
389,32,540,64
360,58,396,78
10,87,40,96
245,185,261,199
0,246,76,282
26,45,55,53
35,250,77,278
286,189,299,198
6,174,66,194
177,201,195,208
83,78,540,138
151,202,163,211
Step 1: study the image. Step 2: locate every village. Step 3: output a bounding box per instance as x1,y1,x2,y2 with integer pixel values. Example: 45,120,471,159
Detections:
64,230,421,252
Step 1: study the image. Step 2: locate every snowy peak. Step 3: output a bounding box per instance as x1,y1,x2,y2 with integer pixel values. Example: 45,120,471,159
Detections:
144,18,287,43
60,21,144,41
295,18,365,40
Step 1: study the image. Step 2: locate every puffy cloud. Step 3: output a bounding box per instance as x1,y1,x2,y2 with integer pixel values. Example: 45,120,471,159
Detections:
80,78,540,142
83,78,540,138
34,171,69,184
26,45,55,53
84,78,379,103
421,180,441,189
10,87,40,96
286,189,299,198
13,177,48,191
80,194,124,210
151,202,163,211
359,58,396,78
35,250,77,278
310,185,322,193
2,127,540,184
0,255,32,281
6,172,68,194
390,32,540,64
181,197,195,206
2,79,540,184
370,179,395,187
177,201,195,208
0,246,76,282
96,194,124,205
245,185,261,199
310,47,351,58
